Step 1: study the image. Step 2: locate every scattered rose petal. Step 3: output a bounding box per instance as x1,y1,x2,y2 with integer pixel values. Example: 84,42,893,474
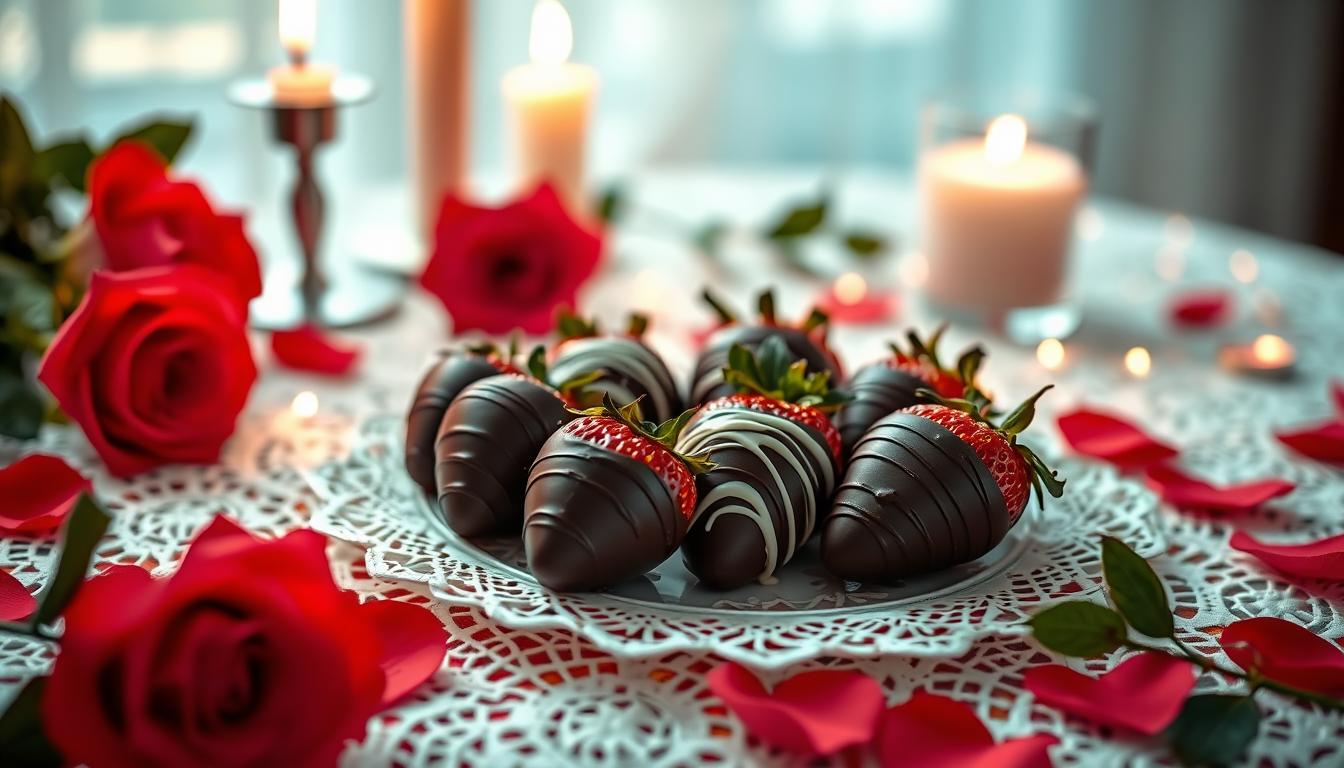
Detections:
1332,381,1344,415
1220,617,1344,697
1024,652,1195,735
1056,408,1179,469
1275,420,1344,465
1230,530,1344,580
1169,289,1232,329
0,568,36,621
1143,464,1295,514
0,454,92,534
271,324,362,377
708,662,884,756
359,599,448,703
877,691,1057,768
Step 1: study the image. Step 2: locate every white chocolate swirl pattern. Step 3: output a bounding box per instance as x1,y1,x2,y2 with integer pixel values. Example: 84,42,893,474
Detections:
676,405,836,587
551,337,682,422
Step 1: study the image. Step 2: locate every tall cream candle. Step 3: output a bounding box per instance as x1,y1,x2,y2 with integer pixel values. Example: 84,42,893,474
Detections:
920,114,1086,312
502,0,596,214
406,0,470,238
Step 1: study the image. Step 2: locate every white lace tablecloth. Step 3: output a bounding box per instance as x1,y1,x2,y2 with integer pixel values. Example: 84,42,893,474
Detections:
3,171,1344,766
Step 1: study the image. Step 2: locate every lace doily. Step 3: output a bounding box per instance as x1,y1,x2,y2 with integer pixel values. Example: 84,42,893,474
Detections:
2,187,1344,766
309,415,1164,667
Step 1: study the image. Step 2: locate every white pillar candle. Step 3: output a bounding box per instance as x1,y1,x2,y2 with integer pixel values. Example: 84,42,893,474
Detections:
268,0,334,104
920,114,1086,312
406,0,470,238
502,0,597,214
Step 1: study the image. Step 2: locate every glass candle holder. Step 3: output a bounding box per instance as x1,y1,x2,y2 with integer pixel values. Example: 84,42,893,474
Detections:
917,93,1097,341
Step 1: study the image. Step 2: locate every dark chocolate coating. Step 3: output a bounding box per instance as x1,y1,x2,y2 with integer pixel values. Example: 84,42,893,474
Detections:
435,375,574,537
834,364,927,460
678,406,836,589
689,325,840,405
822,412,1008,583
525,431,688,591
549,336,683,423
405,353,502,492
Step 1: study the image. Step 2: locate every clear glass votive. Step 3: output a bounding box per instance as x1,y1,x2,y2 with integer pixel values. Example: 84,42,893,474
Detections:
917,93,1097,342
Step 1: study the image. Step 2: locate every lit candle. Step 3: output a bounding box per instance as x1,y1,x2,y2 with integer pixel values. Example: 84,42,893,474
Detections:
502,0,597,213
920,114,1086,312
1219,334,1296,380
1124,346,1152,378
269,0,334,104
816,272,895,324
1036,337,1066,371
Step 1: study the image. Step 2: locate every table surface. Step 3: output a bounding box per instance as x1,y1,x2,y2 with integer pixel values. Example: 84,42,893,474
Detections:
3,170,1343,767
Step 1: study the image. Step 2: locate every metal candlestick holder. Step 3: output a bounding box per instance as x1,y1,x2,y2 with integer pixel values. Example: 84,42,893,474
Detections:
229,69,405,329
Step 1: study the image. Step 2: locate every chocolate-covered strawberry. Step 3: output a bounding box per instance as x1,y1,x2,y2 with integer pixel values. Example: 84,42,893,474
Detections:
524,396,711,592
549,308,683,423
835,326,987,460
823,386,1064,583
405,341,519,492
689,289,842,405
434,347,600,538
677,337,846,589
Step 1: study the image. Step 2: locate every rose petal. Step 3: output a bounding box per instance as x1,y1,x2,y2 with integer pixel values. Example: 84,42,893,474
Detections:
1230,530,1344,580
1168,289,1232,329
1056,408,1179,469
358,599,448,703
1332,381,1344,416
1024,652,1195,735
0,568,36,621
270,324,362,377
877,692,1057,768
1220,617,1344,697
1143,464,1295,514
1276,420,1344,465
707,662,884,756
0,454,92,533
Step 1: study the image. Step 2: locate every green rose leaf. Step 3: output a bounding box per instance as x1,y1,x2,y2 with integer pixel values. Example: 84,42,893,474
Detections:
0,677,62,768
31,494,111,629
111,117,194,164
1164,694,1261,767
0,96,37,202
0,363,44,440
1101,535,1174,639
841,230,888,257
765,196,827,240
35,138,96,192
596,184,623,223
1028,600,1128,657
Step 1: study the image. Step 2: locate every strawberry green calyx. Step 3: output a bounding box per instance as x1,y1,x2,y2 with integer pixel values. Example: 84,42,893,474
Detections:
890,324,989,406
572,393,715,475
722,336,850,412
526,345,605,402
554,306,652,341
915,384,1066,508
701,289,738,325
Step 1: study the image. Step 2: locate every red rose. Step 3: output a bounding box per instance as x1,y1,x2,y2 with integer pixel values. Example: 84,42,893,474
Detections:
420,183,602,334
43,516,446,768
88,141,262,305
37,266,257,477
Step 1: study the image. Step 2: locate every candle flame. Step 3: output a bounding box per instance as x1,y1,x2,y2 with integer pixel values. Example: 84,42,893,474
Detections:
833,272,868,305
530,0,573,66
1251,334,1293,366
1124,346,1152,378
291,390,319,418
278,0,317,57
1036,338,1066,371
984,114,1027,166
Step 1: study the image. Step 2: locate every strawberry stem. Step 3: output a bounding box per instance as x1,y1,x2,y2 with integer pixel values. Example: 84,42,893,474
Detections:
701,289,737,324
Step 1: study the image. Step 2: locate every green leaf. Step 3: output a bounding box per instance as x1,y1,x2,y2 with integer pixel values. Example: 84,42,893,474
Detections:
765,196,827,240
35,138,95,192
526,345,549,383
1101,535,1174,639
31,494,111,629
1028,601,1128,657
111,117,194,164
1164,694,1260,767
554,306,597,339
842,230,888,257
596,184,623,223
0,677,62,768
0,96,37,202
0,369,44,440
999,384,1052,436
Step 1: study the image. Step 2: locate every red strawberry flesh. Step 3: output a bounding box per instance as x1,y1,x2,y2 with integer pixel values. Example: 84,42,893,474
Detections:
564,415,698,520
903,403,1031,520
702,393,842,461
